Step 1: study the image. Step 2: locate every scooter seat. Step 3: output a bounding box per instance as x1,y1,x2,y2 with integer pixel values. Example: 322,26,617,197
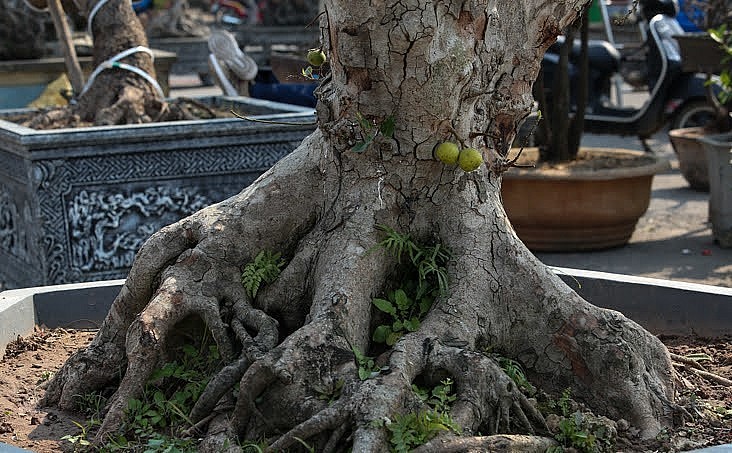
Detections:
550,37,621,74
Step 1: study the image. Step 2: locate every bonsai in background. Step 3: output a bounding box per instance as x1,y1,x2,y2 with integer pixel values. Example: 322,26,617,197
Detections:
22,0,180,129
533,11,590,163
708,24,732,126
680,0,732,131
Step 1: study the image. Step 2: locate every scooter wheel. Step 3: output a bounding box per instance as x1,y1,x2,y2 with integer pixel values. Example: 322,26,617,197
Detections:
671,100,717,130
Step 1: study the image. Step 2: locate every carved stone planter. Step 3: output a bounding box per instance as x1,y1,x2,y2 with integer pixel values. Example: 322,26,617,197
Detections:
0,97,315,289
699,132,732,248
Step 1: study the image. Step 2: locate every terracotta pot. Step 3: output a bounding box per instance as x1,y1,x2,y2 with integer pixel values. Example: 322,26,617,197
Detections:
669,127,710,192
501,148,670,252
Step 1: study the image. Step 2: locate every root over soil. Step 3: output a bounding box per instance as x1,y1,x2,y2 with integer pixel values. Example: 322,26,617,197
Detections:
1,329,729,452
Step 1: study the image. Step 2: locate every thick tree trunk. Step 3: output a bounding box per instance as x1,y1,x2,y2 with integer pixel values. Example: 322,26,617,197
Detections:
43,0,678,450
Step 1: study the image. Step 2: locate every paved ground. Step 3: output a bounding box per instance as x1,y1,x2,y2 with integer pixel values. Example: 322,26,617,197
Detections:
170,78,732,289
537,131,732,289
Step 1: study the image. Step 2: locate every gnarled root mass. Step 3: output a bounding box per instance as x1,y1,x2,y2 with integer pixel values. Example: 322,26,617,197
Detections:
42,130,678,451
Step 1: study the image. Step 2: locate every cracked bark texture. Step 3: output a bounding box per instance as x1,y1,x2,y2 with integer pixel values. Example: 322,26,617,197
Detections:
43,0,677,450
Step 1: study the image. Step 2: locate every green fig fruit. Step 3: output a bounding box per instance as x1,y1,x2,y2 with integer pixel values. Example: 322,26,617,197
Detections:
307,49,327,67
458,148,483,172
434,141,460,165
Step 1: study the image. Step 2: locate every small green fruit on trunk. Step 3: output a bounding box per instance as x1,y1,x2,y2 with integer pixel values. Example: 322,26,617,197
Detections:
307,49,327,67
458,148,483,172
434,142,460,165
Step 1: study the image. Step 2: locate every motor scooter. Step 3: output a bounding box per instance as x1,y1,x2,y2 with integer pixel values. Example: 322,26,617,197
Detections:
539,0,721,146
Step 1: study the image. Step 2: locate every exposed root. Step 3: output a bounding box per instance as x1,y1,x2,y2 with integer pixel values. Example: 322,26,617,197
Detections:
94,254,237,441
43,134,328,421
21,107,83,129
413,434,557,452
690,368,732,387
670,352,708,371
190,356,249,423
262,330,548,451
267,405,346,451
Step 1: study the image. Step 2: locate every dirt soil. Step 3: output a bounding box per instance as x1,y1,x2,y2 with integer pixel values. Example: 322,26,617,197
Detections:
0,328,730,452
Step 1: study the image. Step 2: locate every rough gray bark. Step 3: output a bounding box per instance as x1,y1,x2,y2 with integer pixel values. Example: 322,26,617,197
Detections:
43,0,678,450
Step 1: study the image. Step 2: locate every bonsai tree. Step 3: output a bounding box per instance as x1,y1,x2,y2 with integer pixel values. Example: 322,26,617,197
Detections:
681,0,732,131
41,0,679,451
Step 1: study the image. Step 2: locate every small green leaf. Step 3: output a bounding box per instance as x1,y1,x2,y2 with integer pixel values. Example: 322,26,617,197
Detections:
418,297,433,315
352,346,365,362
379,115,395,138
351,139,371,153
358,367,371,380
393,289,411,311
373,298,397,315
373,324,391,343
356,111,372,132
404,317,420,332
386,331,402,346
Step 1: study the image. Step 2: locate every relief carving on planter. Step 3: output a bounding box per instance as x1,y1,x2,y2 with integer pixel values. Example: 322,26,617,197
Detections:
0,186,21,257
67,186,209,273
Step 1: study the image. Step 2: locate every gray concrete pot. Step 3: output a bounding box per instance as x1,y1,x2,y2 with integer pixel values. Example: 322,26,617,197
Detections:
699,132,732,248
0,97,315,289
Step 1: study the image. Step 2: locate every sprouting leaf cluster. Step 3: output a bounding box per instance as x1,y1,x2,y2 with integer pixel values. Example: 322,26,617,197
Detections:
62,342,219,452
313,378,345,404
61,420,94,450
371,225,450,346
386,410,459,453
497,356,536,396
353,346,388,380
547,412,616,453
241,250,285,299
544,388,616,453
412,378,457,414
351,112,395,153
709,25,732,104
128,343,220,428
386,379,460,452
372,289,428,345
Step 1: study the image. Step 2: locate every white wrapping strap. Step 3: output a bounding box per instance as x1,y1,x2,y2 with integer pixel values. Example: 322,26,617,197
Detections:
80,46,164,98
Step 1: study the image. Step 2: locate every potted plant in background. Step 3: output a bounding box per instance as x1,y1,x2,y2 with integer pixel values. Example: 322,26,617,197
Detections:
698,27,732,247
501,11,669,251
668,0,731,191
